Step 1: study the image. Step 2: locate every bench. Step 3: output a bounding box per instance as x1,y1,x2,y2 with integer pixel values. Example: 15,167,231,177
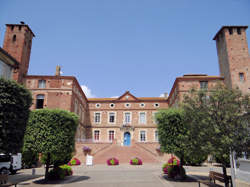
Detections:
0,174,17,187
198,171,232,187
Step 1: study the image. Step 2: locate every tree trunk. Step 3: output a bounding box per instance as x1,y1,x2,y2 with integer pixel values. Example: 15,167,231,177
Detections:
45,153,50,181
222,165,229,187
180,154,184,167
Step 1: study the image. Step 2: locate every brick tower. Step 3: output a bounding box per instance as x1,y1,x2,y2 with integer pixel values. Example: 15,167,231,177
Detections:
213,26,250,94
3,22,35,83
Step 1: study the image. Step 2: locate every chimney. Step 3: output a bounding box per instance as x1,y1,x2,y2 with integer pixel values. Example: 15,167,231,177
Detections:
55,66,61,76
164,92,168,98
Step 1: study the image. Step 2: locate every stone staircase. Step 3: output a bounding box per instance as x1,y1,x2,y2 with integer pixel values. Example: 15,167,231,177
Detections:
93,144,160,164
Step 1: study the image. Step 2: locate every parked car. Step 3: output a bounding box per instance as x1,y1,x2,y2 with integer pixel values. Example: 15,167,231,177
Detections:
0,153,22,174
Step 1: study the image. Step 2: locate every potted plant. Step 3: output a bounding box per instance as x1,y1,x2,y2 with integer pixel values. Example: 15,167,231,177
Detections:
83,146,91,155
107,158,119,166
130,157,143,165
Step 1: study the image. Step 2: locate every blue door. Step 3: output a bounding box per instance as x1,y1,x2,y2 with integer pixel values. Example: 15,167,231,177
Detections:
124,132,131,146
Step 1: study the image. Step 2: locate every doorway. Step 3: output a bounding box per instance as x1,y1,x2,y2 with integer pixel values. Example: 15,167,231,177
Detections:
124,132,131,146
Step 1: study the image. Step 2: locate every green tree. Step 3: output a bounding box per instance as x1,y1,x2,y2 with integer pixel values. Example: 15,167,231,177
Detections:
156,108,188,166
0,78,32,154
183,84,250,186
23,109,78,180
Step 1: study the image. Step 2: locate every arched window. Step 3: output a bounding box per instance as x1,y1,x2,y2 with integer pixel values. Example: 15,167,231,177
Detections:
36,94,45,109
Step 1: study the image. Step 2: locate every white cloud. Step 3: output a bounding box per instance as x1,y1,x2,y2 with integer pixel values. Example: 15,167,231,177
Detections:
159,93,164,97
111,96,119,98
81,85,96,98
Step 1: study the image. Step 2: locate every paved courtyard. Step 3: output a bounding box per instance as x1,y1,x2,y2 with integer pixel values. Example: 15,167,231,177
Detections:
8,164,232,187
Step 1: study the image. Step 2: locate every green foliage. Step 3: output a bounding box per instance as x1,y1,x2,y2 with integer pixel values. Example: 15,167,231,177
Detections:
22,150,39,168
23,109,78,179
156,108,187,164
183,151,208,166
0,78,32,154
183,84,250,168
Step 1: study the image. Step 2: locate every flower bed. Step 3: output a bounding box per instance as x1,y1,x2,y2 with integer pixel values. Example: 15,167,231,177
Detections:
162,157,186,180
107,158,119,166
68,158,81,166
130,157,142,165
48,164,73,180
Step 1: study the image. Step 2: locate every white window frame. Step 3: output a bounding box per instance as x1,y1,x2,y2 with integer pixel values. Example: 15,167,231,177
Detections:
93,129,100,142
107,130,115,142
139,111,147,124
108,111,116,124
152,111,157,124
123,111,132,124
154,103,160,108
109,103,115,108
95,103,101,108
125,103,131,108
154,130,159,142
139,130,147,142
94,112,102,124
38,80,46,88
140,103,145,108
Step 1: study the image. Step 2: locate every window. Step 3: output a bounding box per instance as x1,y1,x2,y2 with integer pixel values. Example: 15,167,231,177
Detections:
36,94,44,109
237,28,241,35
140,131,146,142
124,112,131,124
12,35,16,42
229,28,233,35
155,130,159,142
154,103,159,107
140,103,145,107
152,111,157,124
125,103,131,108
139,112,146,124
109,112,115,123
239,73,245,82
38,80,46,88
109,130,115,142
94,112,101,123
94,130,100,141
200,81,208,89
95,103,101,108
110,103,115,108
74,99,78,114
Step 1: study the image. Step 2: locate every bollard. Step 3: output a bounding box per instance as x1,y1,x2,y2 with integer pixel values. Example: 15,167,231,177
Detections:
32,168,36,175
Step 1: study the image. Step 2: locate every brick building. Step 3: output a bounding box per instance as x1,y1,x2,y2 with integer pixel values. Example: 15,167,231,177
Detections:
1,22,249,163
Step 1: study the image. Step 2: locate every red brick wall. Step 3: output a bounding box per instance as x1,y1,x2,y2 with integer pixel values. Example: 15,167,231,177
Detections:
215,27,250,94
3,24,34,83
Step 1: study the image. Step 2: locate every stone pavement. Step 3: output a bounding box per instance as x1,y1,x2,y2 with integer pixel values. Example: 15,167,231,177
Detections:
7,163,249,187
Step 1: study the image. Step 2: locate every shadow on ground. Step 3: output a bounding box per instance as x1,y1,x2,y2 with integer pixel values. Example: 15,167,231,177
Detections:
8,174,43,184
33,176,90,184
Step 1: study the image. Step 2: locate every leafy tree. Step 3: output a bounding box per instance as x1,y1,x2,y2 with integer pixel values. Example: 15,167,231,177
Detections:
23,109,78,180
0,78,32,154
183,84,250,186
156,108,188,166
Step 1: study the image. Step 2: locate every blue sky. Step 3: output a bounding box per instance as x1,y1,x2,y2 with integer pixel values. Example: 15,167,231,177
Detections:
0,0,249,98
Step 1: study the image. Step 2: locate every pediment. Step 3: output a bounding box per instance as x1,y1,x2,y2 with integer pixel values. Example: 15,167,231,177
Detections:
116,91,139,101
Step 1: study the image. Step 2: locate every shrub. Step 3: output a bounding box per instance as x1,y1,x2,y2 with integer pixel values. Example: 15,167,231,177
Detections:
130,157,142,165
48,165,72,180
68,158,81,166
107,158,119,165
